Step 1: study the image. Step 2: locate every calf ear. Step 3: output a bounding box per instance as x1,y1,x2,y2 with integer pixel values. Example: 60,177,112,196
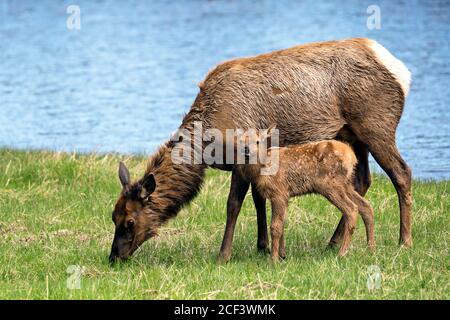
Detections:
140,174,156,199
266,124,277,137
262,124,277,143
118,162,130,188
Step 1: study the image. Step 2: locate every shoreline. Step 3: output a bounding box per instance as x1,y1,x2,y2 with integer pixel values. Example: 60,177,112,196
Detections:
1,148,448,182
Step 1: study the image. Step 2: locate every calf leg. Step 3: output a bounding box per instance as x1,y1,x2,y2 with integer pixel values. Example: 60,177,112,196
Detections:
270,198,288,262
329,142,371,247
251,184,269,252
338,206,358,257
346,186,375,250
218,169,249,262
279,232,286,259
321,186,359,256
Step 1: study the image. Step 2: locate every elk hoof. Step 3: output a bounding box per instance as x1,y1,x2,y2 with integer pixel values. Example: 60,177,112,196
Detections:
217,253,231,264
327,241,339,250
257,242,269,252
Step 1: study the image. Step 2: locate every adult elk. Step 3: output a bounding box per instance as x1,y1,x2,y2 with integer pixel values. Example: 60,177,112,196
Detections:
109,38,412,263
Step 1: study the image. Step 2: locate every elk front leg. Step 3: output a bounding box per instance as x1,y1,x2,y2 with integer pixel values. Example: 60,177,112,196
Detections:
218,169,249,263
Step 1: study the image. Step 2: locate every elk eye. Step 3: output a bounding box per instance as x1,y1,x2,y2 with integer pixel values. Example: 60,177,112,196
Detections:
127,220,135,228
256,141,260,145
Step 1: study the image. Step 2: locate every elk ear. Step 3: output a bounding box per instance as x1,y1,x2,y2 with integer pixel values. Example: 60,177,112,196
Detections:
118,162,130,188
140,174,156,199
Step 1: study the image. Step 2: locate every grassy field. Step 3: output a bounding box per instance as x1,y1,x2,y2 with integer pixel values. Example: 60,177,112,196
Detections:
0,149,448,299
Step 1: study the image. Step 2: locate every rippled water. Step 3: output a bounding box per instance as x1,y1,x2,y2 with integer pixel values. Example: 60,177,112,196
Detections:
0,0,449,179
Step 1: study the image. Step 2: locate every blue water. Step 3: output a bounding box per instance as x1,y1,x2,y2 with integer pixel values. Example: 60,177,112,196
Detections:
0,0,449,179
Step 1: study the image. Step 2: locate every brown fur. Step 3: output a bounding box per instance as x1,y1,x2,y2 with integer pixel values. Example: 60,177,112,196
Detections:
237,131,375,260
110,38,412,262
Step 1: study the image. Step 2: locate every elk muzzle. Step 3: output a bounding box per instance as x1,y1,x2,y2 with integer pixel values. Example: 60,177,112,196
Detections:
109,232,133,264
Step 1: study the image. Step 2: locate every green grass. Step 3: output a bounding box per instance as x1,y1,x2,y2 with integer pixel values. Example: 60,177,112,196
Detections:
0,149,448,299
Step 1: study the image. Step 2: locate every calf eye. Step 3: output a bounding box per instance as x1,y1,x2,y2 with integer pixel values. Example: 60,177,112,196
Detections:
127,220,135,228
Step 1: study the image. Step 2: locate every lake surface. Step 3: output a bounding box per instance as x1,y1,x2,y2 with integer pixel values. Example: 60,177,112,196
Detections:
0,0,449,179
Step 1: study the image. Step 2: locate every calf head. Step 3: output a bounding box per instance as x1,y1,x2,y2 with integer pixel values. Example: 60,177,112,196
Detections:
238,125,276,161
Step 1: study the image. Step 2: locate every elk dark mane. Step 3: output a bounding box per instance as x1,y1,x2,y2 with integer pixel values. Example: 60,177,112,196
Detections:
140,127,206,224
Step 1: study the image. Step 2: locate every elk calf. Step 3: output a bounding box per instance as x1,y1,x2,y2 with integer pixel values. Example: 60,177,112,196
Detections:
237,127,375,261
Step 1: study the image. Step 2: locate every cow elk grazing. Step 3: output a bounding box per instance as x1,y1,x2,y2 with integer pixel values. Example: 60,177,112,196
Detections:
236,127,375,261
109,38,412,263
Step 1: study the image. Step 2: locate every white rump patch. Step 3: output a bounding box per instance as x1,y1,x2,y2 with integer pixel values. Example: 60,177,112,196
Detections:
367,40,411,96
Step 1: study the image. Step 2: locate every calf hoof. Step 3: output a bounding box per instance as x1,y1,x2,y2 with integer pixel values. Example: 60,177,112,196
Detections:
327,241,339,250
338,248,349,257
399,237,412,248
279,247,286,260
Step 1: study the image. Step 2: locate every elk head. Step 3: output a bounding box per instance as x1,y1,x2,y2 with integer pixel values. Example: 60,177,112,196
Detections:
109,162,159,264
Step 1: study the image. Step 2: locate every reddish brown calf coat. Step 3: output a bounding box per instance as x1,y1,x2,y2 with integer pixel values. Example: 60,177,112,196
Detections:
237,134,375,260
